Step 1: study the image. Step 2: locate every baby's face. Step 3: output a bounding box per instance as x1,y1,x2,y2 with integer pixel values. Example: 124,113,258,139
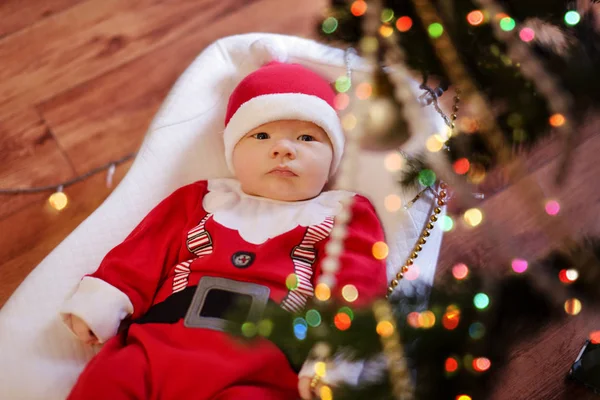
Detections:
231,120,333,201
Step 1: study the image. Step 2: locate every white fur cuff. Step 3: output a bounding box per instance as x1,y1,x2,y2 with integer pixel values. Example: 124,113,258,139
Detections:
59,277,134,343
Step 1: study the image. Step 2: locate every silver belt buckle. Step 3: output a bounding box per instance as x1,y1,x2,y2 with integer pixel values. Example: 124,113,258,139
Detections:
183,276,270,332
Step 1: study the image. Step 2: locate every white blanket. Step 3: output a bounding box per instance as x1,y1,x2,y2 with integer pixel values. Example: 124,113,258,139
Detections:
0,33,446,400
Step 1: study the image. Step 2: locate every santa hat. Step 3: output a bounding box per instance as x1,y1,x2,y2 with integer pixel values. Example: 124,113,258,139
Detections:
223,61,344,175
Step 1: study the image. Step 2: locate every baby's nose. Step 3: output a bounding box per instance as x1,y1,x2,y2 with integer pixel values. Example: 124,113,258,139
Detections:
270,139,297,159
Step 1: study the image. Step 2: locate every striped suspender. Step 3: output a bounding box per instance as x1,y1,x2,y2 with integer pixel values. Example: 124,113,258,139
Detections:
172,213,213,293
280,216,335,313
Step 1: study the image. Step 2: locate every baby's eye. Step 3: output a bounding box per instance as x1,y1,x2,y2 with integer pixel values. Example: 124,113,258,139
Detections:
298,134,315,142
252,132,270,140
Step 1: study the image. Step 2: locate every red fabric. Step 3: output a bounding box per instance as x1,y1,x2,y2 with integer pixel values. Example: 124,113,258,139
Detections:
225,61,336,126
70,181,387,399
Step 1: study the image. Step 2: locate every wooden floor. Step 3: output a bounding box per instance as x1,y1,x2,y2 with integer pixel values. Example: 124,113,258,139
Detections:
0,1,598,399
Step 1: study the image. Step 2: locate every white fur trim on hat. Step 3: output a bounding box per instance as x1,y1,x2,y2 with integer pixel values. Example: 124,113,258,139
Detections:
224,93,344,175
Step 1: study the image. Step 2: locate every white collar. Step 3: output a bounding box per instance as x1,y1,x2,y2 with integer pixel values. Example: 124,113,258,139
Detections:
202,178,355,244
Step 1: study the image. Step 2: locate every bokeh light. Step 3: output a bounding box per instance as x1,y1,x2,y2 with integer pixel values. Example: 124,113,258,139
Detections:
443,305,461,330
286,273,299,290
342,284,359,303
426,134,446,152
356,82,372,100
452,263,469,280
293,318,308,340
469,322,486,339
473,357,491,372
49,191,68,211
376,321,395,337
418,169,437,187
474,293,490,310
467,10,484,26
519,27,535,42
350,0,367,17
441,215,455,232
407,312,421,328
445,357,459,373
565,10,581,26
545,200,560,216
549,113,566,127
499,17,516,31
456,395,472,400
453,158,470,175
334,93,350,111
566,269,579,282
306,309,322,327
396,16,413,32
428,23,444,38
511,258,528,274
339,306,354,321
241,322,257,337
419,310,436,328
342,113,357,130
467,163,486,184
464,208,483,227
334,312,352,331
335,76,351,93
564,298,582,315
379,24,394,38
315,283,331,301
404,264,420,281
372,241,389,260
257,319,273,337
384,152,404,172
322,17,338,34
381,8,394,23
385,194,403,212
590,331,600,344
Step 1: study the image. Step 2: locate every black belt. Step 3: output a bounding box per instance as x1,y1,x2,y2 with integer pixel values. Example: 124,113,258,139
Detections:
133,277,270,332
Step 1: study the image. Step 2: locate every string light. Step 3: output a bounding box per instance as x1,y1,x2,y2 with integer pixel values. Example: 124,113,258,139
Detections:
419,310,436,328
306,310,322,327
452,263,469,280
440,215,454,232
334,93,350,110
566,269,579,282
453,158,470,174
350,0,367,17
474,293,490,310
499,16,516,31
257,319,273,337
456,395,472,400
334,312,352,330
428,23,444,38
372,241,389,260
379,24,394,38
511,258,528,273
545,200,560,215
355,82,373,99
445,357,459,373
443,305,460,330
473,357,491,372
467,10,485,26
519,27,535,42
48,189,68,211
376,320,395,337
241,322,257,337
549,113,566,127
335,75,352,93
293,317,308,340
564,10,581,26
396,16,413,32
564,298,582,315
407,312,421,328
341,284,359,302
381,8,394,23
315,283,331,301
463,208,483,227
322,17,338,34
338,306,354,321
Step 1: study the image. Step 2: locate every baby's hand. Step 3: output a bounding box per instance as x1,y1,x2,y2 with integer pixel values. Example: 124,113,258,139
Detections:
67,314,100,345
298,376,326,399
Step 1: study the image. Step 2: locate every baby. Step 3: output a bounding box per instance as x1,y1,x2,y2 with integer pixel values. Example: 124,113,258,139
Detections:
61,61,387,400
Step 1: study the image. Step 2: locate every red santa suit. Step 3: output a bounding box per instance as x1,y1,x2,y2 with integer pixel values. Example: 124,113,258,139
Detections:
61,178,387,400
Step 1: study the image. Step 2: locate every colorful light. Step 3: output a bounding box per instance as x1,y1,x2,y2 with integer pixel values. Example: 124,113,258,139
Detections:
315,283,331,301
342,114,357,131
545,200,560,216
48,191,68,211
335,76,351,93
334,312,352,331
445,357,459,373
342,284,359,303
339,306,354,321
443,305,461,330
511,258,528,274
350,0,367,17
499,17,516,31
286,273,299,290
558,269,570,284
418,169,437,187
467,10,485,26
474,293,490,310
453,158,470,175
404,264,420,281
293,317,308,340
322,17,338,34
565,11,581,26
564,298,582,315
306,309,322,327
379,25,394,38
452,263,469,280
428,23,444,38
356,82,372,100
441,215,455,232
469,322,486,339
396,16,413,32
519,27,535,42
566,269,579,282
419,310,436,328
473,357,491,372
464,208,483,227
372,241,389,260
590,331,600,344
384,152,404,172
426,134,445,152
241,322,257,337
456,395,472,400
549,113,566,127
384,194,402,212
407,312,421,328
334,93,350,110
381,8,394,23
376,321,395,337
257,319,273,337
467,163,486,184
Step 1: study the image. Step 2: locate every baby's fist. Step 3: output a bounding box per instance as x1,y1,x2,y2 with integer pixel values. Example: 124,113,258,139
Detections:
68,315,99,345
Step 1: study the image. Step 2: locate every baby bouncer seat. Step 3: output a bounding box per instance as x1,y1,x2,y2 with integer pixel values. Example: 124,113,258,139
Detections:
0,33,447,400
